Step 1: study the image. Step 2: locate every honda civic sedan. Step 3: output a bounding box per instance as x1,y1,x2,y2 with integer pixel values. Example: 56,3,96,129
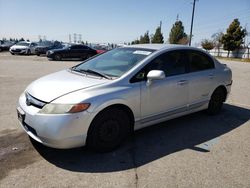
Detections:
17,44,232,152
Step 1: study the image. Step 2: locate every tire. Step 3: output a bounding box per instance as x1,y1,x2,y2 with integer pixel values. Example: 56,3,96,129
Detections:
27,49,31,55
54,54,61,61
36,53,40,56
87,107,130,152
207,87,225,115
85,54,92,60
10,52,14,55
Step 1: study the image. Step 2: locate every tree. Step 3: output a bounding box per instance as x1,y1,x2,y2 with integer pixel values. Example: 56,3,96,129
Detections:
169,20,187,44
221,19,247,57
151,26,164,43
211,31,223,56
131,39,140,45
177,36,189,45
139,31,150,44
19,38,25,41
201,39,215,51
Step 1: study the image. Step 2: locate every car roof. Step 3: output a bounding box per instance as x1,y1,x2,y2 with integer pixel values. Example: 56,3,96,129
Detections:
126,44,200,51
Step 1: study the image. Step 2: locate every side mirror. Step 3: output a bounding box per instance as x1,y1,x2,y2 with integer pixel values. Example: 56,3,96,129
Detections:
146,70,165,86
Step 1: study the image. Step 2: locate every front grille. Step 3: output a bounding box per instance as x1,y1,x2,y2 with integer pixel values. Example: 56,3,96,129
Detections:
25,92,47,109
12,49,21,52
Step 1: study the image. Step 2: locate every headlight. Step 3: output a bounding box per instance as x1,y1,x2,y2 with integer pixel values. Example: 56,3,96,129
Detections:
49,50,54,54
39,103,90,114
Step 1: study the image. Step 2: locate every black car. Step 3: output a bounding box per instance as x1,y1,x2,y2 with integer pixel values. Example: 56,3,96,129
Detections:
46,44,97,61
35,41,63,56
0,41,15,52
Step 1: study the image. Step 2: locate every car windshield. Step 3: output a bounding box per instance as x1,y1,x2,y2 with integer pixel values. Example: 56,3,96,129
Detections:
73,47,155,78
16,42,29,46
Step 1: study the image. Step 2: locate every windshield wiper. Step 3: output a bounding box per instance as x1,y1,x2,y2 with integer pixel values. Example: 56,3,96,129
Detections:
75,68,111,79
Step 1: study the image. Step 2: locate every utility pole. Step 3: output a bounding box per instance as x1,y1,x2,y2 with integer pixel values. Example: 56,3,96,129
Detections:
160,21,162,32
73,33,77,43
69,34,71,43
189,0,197,46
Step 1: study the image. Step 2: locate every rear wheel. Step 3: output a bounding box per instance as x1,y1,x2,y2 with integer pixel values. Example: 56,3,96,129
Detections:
207,87,226,115
87,108,130,152
85,54,92,60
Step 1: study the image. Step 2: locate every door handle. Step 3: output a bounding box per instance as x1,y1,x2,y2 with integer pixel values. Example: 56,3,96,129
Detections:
177,80,188,86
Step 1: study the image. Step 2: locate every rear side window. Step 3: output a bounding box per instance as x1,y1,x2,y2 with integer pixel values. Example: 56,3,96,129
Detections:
188,50,214,72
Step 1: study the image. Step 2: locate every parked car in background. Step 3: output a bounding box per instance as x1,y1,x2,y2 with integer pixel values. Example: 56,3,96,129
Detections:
92,45,108,54
10,41,38,55
17,44,232,151
35,41,63,56
0,41,15,52
46,44,97,60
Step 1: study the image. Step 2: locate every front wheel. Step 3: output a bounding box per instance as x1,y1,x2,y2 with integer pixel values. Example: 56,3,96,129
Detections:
207,88,225,115
27,49,31,55
87,108,130,152
54,54,61,61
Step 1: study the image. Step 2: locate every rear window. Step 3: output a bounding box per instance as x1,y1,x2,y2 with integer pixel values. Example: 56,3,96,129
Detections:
188,50,214,72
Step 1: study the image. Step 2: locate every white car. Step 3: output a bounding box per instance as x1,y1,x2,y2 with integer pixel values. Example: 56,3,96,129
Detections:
10,41,38,55
17,44,232,152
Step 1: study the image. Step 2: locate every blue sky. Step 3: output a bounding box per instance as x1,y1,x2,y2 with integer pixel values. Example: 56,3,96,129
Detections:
0,0,249,45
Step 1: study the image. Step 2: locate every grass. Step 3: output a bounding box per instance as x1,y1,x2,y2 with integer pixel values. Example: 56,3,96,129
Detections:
215,56,250,63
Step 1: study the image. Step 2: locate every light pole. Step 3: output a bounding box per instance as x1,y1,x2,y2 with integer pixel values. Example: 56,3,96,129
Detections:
189,0,197,46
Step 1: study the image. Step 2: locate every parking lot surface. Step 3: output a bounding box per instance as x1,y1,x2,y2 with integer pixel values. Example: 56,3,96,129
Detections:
0,52,250,188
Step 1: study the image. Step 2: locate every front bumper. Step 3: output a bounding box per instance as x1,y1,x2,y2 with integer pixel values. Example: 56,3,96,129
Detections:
17,93,93,149
10,49,27,54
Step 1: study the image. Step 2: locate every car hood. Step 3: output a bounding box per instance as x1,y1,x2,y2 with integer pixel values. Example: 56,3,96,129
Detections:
11,45,29,49
26,70,109,102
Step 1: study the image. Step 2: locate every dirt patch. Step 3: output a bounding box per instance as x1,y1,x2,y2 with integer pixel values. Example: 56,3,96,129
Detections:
0,129,41,180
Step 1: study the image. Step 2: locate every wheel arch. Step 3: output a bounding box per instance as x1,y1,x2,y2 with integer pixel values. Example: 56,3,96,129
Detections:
212,85,227,102
87,103,135,137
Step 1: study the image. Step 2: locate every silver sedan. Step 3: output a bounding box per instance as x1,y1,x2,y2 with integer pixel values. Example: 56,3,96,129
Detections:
17,44,232,152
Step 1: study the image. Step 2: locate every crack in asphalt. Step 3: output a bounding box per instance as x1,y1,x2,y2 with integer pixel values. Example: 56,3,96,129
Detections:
129,135,139,188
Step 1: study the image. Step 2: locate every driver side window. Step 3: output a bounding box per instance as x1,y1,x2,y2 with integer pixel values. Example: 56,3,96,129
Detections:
131,50,188,83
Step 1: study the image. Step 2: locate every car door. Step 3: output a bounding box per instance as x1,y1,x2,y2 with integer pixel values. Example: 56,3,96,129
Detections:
185,50,216,109
79,45,90,58
69,45,79,58
136,50,189,125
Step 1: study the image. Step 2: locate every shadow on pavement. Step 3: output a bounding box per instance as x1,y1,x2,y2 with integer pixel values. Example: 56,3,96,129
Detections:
33,104,250,172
